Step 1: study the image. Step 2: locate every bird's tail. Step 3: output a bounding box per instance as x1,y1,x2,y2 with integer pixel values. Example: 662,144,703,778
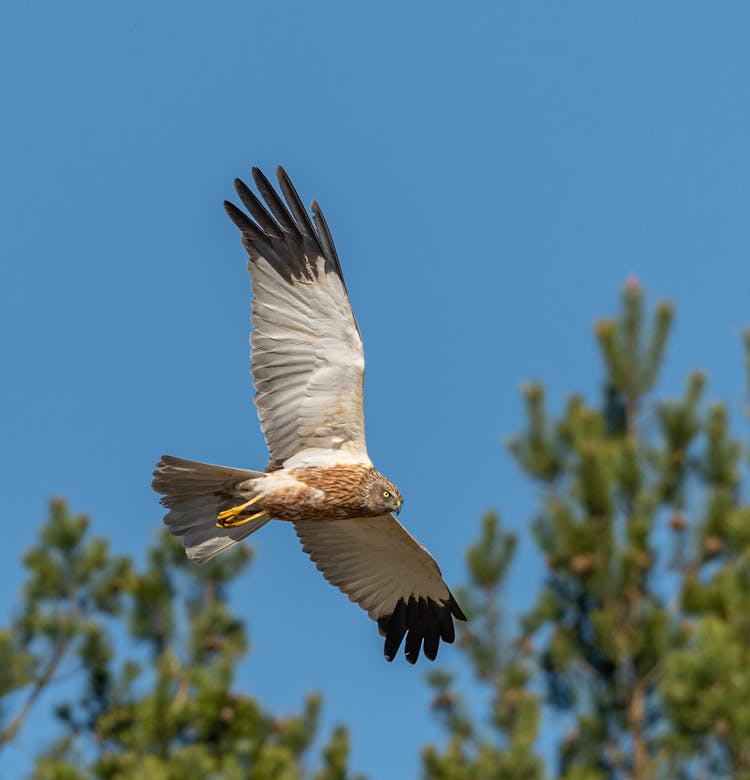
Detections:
152,455,270,564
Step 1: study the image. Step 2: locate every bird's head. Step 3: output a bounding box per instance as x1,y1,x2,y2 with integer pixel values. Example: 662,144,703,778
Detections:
368,474,403,515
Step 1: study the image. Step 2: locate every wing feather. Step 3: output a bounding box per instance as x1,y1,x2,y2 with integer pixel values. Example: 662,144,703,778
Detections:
277,167,318,239
251,167,299,235
225,167,368,471
293,515,466,663
311,201,344,282
234,178,282,237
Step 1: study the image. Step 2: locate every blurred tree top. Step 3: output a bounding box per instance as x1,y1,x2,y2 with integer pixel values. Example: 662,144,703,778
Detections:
4,281,750,780
422,280,750,780
0,502,360,779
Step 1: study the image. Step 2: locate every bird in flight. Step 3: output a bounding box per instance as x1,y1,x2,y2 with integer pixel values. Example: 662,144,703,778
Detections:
153,167,465,663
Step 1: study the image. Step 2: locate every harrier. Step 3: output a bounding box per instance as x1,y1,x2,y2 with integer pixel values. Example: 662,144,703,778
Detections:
153,167,465,663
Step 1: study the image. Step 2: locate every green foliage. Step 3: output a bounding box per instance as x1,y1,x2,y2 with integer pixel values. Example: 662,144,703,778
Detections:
422,511,543,780
424,279,750,780
1,499,131,749
512,281,750,778
0,502,358,779
7,280,750,780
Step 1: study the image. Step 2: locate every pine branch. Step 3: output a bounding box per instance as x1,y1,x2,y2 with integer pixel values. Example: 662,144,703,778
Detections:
0,635,69,747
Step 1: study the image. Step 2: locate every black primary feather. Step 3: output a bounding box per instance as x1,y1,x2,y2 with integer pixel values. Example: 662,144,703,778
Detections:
224,166,348,288
379,594,466,664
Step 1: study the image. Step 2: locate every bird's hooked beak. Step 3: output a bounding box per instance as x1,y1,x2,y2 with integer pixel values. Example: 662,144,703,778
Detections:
395,498,402,515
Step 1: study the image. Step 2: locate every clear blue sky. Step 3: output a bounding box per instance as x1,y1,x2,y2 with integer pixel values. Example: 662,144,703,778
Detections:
2,2,750,776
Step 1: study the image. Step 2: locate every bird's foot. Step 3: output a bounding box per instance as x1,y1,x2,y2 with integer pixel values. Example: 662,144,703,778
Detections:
216,496,265,528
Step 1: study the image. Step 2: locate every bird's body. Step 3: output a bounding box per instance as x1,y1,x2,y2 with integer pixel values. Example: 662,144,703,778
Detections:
153,167,465,663
172,460,399,523
269,464,397,521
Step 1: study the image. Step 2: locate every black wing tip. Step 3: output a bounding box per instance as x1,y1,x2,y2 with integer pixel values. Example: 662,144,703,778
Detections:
251,165,273,190
449,594,468,622
275,164,290,184
380,594,464,665
233,178,254,202
225,165,344,286
223,199,245,224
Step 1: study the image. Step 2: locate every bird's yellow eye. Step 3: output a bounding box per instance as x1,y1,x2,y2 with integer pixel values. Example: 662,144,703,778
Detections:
383,490,391,498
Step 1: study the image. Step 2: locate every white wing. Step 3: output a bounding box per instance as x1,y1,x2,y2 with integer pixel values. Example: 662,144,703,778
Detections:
225,167,369,471
293,515,466,663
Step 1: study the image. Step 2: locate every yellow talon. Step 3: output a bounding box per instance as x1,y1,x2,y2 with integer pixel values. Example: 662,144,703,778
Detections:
216,496,265,528
216,509,268,528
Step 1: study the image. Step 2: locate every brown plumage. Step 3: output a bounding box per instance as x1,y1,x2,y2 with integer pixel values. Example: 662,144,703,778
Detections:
153,167,465,664
263,465,401,521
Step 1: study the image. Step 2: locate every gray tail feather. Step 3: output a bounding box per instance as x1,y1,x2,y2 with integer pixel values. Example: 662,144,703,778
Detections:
152,455,270,564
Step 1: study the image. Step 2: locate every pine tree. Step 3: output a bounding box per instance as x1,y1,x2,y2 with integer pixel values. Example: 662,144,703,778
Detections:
424,280,750,779
421,511,543,780
0,500,359,779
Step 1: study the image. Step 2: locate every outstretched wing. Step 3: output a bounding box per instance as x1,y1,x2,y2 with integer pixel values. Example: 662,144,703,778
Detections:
224,167,368,472
293,515,466,663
